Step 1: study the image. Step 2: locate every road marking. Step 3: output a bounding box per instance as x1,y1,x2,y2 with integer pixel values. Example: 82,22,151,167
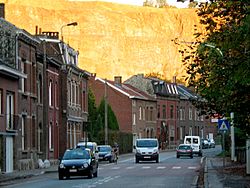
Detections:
188,166,197,169
157,166,166,169
172,166,181,169
126,166,135,169
111,166,120,170
142,166,151,169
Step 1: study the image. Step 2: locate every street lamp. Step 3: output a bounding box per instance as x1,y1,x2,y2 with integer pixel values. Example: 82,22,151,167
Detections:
60,22,78,41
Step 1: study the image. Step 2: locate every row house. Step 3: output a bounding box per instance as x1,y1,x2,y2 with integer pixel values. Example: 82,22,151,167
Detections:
177,85,217,142
125,74,217,149
0,13,89,172
0,17,40,172
89,76,157,149
36,31,90,159
125,74,179,149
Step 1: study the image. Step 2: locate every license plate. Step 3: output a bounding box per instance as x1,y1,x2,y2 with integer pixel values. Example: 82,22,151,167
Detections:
70,169,77,172
144,156,150,159
99,157,103,159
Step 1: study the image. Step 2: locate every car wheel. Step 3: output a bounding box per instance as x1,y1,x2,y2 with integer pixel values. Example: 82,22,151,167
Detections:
88,170,93,179
59,173,64,180
135,157,139,163
93,170,98,177
156,157,159,163
190,155,193,159
176,155,180,158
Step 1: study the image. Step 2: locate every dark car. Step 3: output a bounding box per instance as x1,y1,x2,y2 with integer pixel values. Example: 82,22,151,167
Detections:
176,144,193,158
201,139,209,149
58,148,98,180
97,145,115,163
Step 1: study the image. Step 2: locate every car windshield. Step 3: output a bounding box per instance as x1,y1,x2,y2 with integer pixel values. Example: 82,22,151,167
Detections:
137,140,157,147
179,145,191,150
98,146,111,152
76,145,94,151
63,149,90,160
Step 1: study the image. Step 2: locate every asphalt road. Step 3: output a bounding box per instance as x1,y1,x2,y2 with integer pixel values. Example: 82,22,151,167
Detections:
3,149,218,188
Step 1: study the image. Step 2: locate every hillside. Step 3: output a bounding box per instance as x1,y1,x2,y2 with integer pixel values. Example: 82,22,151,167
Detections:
0,0,204,82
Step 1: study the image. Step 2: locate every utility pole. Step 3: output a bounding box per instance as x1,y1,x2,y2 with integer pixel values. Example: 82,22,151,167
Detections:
104,79,108,145
230,112,235,161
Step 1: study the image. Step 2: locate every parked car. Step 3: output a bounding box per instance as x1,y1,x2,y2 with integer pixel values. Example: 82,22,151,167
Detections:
176,144,193,158
97,145,115,163
134,138,159,163
208,138,215,148
201,139,209,149
58,148,98,180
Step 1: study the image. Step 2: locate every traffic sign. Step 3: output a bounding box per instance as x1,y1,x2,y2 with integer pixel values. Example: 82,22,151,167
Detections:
218,119,230,131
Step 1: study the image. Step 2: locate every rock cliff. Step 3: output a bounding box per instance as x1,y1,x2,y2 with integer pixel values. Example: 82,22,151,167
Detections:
0,0,204,82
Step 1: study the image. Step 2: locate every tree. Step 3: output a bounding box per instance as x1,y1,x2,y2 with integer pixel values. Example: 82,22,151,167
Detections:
87,88,98,141
179,0,250,134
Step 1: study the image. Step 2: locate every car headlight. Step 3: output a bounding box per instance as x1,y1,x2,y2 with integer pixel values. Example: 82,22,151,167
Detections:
105,153,111,157
83,163,89,168
153,149,158,154
59,163,65,169
136,149,141,154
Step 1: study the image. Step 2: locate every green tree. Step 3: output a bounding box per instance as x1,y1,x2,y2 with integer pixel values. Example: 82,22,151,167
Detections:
179,0,250,134
87,88,98,141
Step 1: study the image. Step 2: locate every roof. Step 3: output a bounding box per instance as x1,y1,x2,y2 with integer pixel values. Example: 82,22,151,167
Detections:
177,85,199,100
95,77,156,101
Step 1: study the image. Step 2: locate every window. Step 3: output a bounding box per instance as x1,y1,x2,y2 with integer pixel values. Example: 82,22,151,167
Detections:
132,100,136,107
49,80,53,106
49,122,54,150
157,105,160,118
55,81,58,107
143,107,145,120
20,61,25,92
189,107,192,120
38,123,42,152
162,105,166,119
133,113,136,125
21,116,26,150
149,106,153,121
6,92,14,130
0,89,2,114
38,75,42,104
139,106,142,120
170,105,174,119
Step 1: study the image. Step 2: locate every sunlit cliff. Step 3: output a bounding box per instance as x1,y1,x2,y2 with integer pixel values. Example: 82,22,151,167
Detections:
0,0,204,82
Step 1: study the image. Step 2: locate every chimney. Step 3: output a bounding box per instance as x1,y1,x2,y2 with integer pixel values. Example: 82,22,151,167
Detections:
0,3,5,18
114,76,122,86
172,76,176,84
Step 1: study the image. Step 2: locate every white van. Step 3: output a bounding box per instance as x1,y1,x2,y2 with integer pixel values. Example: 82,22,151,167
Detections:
76,141,99,161
134,138,159,163
184,136,202,156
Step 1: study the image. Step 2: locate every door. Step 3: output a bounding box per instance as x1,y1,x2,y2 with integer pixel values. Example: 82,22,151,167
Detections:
6,136,13,173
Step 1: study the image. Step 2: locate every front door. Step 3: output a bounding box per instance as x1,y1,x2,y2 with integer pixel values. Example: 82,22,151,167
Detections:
6,136,13,173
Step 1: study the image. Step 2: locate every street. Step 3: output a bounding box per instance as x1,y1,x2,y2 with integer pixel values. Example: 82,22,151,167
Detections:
3,147,221,188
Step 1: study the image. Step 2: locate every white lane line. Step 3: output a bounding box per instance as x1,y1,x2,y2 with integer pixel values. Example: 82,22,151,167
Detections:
111,166,120,170
188,166,197,169
157,166,166,169
142,166,151,169
172,166,181,169
126,166,135,169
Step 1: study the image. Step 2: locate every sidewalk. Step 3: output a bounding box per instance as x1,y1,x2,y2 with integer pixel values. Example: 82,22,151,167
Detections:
204,157,250,188
0,165,58,186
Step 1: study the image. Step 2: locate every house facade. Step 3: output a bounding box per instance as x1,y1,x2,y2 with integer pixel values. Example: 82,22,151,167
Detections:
89,75,157,148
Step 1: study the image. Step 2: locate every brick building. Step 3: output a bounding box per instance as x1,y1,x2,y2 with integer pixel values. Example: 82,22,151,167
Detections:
89,75,157,149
